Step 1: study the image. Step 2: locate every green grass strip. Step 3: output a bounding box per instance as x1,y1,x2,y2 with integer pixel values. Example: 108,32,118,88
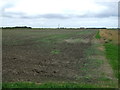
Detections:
104,43,119,78
2,82,100,88
95,31,101,39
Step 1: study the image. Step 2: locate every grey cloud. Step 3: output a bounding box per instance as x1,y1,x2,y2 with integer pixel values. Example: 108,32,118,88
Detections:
77,11,117,18
2,12,71,19
40,14,71,19
2,11,118,19
2,2,118,19
2,12,25,18
95,2,118,17
21,14,71,19
95,12,117,18
77,2,118,18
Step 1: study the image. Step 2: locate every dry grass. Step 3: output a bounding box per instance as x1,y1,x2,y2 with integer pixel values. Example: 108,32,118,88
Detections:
99,29,119,44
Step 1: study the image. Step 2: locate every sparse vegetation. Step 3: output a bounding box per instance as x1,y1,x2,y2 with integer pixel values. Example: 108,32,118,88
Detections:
51,50,60,54
95,31,101,39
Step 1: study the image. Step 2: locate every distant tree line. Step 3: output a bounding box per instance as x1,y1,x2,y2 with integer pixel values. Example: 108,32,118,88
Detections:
85,27,107,29
1,26,118,30
2,26,32,29
57,27,107,29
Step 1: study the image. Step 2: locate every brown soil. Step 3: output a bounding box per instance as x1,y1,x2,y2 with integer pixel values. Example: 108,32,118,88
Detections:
2,30,96,83
3,42,92,83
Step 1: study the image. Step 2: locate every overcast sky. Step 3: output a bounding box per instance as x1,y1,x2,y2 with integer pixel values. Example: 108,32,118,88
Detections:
0,0,119,28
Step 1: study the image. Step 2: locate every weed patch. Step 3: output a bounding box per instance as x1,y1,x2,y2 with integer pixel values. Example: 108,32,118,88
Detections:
51,50,60,54
95,31,101,39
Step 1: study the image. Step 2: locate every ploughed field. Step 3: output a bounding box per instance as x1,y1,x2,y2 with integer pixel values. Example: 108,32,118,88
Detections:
2,29,117,87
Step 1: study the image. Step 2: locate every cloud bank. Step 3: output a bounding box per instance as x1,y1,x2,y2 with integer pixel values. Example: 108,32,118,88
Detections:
0,0,118,28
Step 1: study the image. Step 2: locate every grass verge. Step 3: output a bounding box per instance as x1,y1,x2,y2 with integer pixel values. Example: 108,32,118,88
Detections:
2,82,99,88
104,43,118,78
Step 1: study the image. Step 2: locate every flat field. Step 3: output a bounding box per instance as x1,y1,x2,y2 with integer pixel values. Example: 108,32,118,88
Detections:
2,29,118,88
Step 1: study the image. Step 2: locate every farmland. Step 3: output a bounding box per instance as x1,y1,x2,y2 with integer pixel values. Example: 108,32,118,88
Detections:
2,29,118,88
